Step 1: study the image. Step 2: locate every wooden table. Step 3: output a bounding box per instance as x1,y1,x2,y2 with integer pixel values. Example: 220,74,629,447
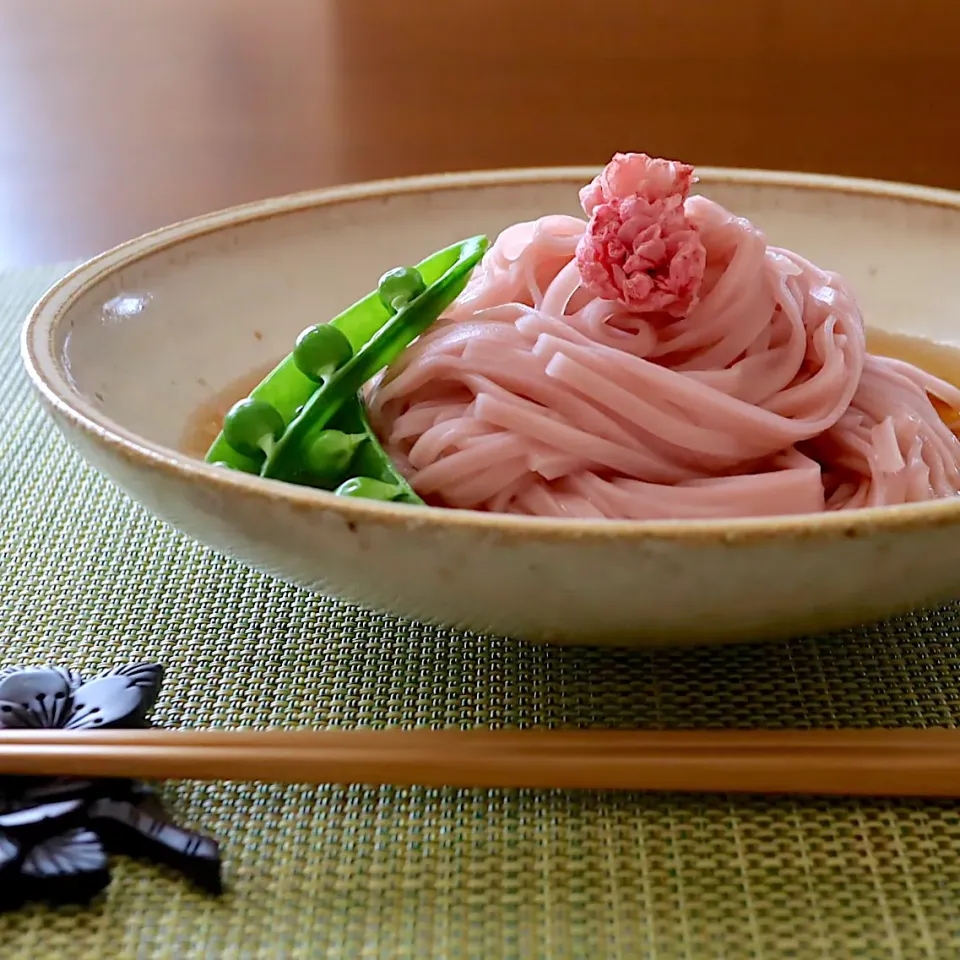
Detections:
1,0,957,268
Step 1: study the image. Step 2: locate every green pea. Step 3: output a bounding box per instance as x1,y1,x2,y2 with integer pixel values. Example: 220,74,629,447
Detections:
222,398,286,458
303,430,366,486
378,266,426,314
293,324,354,382
334,477,404,502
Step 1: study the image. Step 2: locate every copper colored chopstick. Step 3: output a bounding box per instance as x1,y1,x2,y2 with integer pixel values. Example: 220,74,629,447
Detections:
0,728,958,796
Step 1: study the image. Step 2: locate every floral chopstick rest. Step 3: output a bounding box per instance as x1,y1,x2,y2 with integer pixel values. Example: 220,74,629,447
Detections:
0,663,222,911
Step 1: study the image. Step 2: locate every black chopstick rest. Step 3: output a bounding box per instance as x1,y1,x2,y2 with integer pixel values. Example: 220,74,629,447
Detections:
89,796,222,894
0,663,223,911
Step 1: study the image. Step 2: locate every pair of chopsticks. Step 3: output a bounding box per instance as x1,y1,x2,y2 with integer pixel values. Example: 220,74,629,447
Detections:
0,728,958,797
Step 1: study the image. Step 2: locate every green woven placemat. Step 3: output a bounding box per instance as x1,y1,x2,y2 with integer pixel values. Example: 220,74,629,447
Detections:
3,266,960,958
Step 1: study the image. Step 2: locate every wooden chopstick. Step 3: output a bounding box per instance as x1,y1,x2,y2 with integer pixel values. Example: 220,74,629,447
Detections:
0,728,959,796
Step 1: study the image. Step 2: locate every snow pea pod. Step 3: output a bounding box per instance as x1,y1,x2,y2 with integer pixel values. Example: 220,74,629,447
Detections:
205,234,487,502
260,234,487,483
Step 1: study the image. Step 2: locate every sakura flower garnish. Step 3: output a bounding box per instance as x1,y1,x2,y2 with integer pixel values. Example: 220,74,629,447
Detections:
575,152,707,317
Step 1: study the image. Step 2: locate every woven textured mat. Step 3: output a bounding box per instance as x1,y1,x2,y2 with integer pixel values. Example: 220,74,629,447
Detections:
3,266,960,958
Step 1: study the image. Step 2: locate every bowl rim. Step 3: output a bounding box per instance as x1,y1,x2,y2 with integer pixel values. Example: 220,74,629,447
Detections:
20,163,960,544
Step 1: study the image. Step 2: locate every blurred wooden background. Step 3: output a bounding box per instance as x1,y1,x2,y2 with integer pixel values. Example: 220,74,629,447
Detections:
0,0,957,267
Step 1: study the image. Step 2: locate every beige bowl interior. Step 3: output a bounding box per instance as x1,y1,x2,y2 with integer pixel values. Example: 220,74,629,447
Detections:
24,168,960,645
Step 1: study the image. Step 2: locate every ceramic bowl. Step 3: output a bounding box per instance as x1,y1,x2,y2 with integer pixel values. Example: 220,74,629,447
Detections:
20,167,960,645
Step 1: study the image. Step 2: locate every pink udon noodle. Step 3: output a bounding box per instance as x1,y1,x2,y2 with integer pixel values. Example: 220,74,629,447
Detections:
368,154,960,519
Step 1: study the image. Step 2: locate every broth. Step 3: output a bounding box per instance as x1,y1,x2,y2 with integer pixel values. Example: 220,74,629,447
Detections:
180,359,280,459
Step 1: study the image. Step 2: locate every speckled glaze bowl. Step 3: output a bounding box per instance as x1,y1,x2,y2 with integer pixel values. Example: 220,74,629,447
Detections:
20,167,960,645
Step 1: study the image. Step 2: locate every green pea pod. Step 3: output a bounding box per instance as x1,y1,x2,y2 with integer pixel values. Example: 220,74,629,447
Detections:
204,235,486,474
327,394,421,503
261,234,488,481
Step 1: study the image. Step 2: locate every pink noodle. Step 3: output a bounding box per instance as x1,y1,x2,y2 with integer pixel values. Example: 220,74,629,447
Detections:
367,153,960,519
